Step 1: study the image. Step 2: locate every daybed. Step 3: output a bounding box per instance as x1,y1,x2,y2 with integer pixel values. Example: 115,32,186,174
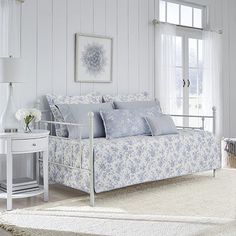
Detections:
38,93,221,206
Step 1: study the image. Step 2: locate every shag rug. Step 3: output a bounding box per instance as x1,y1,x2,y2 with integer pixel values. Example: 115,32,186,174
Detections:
1,169,236,236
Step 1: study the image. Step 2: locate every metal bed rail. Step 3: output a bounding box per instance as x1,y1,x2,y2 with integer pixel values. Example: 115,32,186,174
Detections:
169,107,216,135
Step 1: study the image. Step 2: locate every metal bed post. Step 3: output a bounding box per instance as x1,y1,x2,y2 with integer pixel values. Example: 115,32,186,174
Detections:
212,106,216,136
88,112,95,207
201,117,205,130
212,106,217,177
35,99,41,183
213,169,216,178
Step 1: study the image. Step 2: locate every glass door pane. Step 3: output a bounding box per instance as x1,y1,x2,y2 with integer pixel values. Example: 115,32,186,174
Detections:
188,38,203,127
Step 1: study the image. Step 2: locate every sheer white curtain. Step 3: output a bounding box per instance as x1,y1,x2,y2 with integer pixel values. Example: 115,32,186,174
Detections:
155,23,178,114
0,0,10,57
202,31,222,138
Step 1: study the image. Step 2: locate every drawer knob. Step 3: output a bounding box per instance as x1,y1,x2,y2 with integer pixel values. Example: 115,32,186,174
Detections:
32,143,37,146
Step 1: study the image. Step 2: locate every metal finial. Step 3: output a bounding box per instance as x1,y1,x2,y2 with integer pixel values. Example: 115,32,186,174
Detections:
152,19,159,25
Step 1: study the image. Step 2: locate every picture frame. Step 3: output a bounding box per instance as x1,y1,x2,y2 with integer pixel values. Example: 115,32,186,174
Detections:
75,33,113,83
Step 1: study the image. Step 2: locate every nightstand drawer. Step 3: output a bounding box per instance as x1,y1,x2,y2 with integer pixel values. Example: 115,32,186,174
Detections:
12,138,48,153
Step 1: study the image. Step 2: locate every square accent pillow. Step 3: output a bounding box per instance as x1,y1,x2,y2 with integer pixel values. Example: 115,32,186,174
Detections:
46,93,102,137
57,103,114,139
145,115,178,136
102,92,152,103
100,107,161,139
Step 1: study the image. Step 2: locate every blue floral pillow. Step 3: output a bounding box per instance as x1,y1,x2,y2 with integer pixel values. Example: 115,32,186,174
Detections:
100,107,161,139
102,92,151,103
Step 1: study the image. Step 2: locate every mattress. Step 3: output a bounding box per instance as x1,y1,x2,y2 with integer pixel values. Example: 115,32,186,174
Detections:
48,129,221,193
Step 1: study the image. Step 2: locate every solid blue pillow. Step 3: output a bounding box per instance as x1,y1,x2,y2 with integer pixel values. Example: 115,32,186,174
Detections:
114,100,162,112
100,107,161,139
57,103,113,139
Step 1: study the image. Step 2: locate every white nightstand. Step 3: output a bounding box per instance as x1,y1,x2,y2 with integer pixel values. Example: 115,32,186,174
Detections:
0,130,49,210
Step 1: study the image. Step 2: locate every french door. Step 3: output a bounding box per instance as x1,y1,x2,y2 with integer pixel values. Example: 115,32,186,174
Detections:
174,29,203,128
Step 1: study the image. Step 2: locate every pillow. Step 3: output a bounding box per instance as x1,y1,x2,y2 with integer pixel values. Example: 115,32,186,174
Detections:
100,107,161,139
102,92,151,103
145,115,178,136
56,103,113,139
114,100,162,112
46,93,102,137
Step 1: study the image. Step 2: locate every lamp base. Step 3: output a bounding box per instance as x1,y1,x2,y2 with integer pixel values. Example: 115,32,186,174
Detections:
0,83,19,133
4,128,18,133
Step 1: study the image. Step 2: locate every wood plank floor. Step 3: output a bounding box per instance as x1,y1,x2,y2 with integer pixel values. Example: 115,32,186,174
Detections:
0,184,86,235
0,184,86,211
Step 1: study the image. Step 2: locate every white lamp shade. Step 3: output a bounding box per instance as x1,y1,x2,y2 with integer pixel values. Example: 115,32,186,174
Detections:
0,58,22,83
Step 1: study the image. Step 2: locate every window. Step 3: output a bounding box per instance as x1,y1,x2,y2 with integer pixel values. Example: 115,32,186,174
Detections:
159,0,205,29
167,2,179,24
188,38,203,126
181,5,192,27
159,0,206,128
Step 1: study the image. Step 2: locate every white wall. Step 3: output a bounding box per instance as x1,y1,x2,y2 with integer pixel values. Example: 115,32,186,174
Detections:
0,0,157,113
222,0,236,137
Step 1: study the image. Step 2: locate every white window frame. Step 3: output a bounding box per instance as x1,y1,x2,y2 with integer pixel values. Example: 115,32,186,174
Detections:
159,0,207,29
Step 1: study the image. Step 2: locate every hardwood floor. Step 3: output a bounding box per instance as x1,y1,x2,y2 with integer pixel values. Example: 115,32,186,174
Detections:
0,228,12,236
0,184,86,211
0,184,86,235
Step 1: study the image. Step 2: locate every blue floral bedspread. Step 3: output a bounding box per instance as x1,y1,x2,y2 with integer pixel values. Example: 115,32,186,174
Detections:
48,129,221,193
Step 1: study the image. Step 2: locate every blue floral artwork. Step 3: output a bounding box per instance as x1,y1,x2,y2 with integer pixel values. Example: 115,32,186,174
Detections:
81,43,107,76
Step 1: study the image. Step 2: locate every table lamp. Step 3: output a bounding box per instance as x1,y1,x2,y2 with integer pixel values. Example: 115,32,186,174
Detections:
0,58,22,133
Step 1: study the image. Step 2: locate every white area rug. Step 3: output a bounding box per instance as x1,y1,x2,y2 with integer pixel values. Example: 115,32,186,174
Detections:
1,169,236,236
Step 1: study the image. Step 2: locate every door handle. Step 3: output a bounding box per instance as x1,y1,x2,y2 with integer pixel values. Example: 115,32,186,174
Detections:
183,79,186,88
187,79,190,87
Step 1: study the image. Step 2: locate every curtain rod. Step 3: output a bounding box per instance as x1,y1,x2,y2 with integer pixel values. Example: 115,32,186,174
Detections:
152,19,223,35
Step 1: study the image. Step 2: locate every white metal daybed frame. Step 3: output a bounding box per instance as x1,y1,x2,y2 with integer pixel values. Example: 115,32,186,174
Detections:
38,106,216,207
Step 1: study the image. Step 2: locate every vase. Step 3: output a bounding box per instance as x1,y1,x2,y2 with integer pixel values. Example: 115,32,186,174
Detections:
0,83,18,133
24,123,32,133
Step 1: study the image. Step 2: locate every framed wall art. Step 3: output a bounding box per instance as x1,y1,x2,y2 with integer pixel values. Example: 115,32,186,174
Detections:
75,33,113,83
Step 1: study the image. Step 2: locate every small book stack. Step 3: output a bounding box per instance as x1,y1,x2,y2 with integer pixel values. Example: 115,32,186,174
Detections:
0,178,39,194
